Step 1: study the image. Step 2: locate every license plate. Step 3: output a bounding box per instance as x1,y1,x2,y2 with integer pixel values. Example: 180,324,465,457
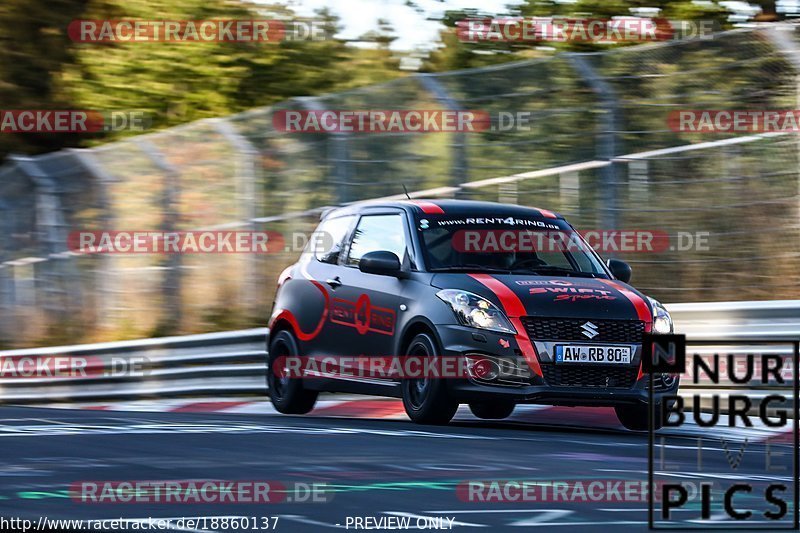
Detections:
555,345,632,365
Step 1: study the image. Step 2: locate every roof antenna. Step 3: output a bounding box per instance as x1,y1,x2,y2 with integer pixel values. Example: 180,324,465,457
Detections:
402,184,411,200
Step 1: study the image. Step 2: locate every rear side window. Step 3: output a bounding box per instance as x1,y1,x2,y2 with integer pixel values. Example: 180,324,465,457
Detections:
346,214,407,267
312,215,355,264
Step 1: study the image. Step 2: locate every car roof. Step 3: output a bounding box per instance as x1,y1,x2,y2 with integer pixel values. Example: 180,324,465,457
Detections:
322,199,565,221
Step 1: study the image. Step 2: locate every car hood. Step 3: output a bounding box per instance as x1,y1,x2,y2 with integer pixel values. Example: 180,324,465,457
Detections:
430,273,652,322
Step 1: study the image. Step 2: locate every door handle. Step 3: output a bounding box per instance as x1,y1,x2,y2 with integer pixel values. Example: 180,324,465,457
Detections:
325,277,342,289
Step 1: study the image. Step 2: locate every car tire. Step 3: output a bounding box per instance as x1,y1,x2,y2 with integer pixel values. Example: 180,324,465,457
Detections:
468,401,515,420
267,329,318,415
401,333,459,425
615,403,662,431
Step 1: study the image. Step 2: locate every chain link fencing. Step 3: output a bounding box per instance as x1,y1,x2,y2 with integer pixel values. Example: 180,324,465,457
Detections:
1,25,799,347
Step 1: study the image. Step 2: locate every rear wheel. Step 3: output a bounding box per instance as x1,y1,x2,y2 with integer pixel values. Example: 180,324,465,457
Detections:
267,329,318,414
469,401,515,420
615,403,662,431
401,333,459,425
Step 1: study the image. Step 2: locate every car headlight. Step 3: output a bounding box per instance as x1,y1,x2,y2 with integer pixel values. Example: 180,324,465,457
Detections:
436,289,517,334
648,297,673,334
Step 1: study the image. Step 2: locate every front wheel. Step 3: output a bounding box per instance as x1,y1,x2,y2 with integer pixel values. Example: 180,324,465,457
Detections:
615,403,662,431
469,401,515,420
267,329,318,414
401,333,459,425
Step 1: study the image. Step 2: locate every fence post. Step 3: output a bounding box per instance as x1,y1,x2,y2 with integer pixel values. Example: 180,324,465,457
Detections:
8,155,69,330
296,97,351,204
763,25,800,227
210,118,259,315
567,54,620,240
136,140,182,332
70,148,118,330
418,73,469,189
0,204,8,345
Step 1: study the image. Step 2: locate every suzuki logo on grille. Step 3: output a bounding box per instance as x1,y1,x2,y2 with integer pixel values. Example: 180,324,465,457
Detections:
581,321,599,339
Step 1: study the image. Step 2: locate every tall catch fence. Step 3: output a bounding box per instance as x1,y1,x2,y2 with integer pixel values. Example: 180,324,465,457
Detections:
1,26,799,347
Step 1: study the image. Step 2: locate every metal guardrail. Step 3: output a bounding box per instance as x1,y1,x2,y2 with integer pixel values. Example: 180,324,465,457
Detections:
669,300,800,340
0,328,269,403
0,301,796,404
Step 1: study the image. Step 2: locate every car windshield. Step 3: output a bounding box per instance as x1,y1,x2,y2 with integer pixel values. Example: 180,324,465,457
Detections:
416,214,609,277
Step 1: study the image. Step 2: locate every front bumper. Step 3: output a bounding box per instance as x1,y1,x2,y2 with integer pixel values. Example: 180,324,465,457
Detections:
446,380,671,407
435,324,679,406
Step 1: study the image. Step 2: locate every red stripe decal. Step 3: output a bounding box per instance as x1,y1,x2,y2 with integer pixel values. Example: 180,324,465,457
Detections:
269,280,329,341
598,279,652,324
599,278,652,380
403,200,445,214
468,274,526,316
468,274,543,377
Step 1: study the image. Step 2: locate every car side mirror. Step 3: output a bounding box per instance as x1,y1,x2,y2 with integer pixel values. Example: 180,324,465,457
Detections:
359,251,403,277
606,259,632,283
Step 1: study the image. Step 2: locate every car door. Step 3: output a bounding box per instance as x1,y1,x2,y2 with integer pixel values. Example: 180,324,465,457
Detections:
331,210,414,360
299,214,357,359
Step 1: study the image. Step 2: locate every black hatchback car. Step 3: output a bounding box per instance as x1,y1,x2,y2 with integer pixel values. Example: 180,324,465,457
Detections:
267,199,678,430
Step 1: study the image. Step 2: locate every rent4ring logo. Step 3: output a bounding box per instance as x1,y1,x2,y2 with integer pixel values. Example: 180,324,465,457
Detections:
644,335,799,528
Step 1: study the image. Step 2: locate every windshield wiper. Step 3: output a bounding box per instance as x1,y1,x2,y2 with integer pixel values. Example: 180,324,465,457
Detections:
510,266,598,278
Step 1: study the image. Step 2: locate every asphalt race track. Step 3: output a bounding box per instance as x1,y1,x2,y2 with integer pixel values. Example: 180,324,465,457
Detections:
0,401,794,532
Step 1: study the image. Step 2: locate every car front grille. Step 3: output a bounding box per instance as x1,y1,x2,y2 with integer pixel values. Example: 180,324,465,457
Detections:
522,317,645,343
541,365,638,389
